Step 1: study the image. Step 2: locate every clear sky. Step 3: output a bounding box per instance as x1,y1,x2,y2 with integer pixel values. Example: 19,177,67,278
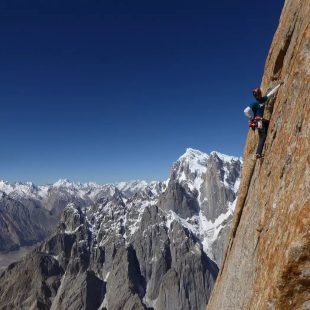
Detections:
0,0,284,184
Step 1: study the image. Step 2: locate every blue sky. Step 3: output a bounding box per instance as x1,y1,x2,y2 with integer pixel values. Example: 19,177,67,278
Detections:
0,0,284,184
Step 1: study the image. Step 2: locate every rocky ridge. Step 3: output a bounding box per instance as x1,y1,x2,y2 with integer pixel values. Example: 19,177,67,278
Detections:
0,192,58,251
0,179,164,251
207,0,310,309
0,149,242,309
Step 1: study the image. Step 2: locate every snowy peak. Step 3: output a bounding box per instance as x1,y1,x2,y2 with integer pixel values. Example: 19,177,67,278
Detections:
178,148,241,165
0,180,13,194
159,148,242,264
178,148,209,161
171,148,242,196
210,151,242,163
116,180,148,191
172,148,208,188
53,178,76,188
0,180,39,198
0,178,165,216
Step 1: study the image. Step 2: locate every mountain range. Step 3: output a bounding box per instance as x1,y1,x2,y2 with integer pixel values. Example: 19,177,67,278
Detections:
0,149,242,309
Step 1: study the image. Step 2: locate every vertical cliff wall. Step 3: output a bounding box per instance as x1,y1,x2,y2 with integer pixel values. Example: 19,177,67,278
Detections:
207,0,310,309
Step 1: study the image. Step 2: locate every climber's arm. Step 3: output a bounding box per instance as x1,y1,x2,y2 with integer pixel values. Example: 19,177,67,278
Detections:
244,106,253,119
266,82,284,98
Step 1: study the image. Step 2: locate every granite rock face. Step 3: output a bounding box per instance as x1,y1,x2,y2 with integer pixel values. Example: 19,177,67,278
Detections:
199,152,241,222
207,1,310,309
0,252,63,309
158,180,200,218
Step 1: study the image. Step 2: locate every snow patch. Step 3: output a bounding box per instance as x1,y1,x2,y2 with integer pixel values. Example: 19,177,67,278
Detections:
165,198,236,261
211,151,242,163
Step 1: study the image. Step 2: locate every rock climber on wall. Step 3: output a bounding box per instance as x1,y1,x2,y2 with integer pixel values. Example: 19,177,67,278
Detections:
244,82,283,158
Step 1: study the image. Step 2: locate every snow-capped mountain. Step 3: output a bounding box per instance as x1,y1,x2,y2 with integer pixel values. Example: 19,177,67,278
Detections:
0,148,242,310
159,148,242,264
0,179,166,251
0,179,164,207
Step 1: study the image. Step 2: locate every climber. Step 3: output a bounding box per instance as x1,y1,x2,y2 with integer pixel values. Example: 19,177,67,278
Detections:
244,82,283,158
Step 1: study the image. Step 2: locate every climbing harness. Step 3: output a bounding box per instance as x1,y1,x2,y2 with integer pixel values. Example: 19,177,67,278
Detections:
248,116,263,130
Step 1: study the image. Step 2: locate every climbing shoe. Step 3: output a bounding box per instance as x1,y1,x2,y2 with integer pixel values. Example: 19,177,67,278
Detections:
255,154,264,159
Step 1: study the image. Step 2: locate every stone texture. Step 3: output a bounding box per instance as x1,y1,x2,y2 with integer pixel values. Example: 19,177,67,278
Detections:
0,253,63,309
156,221,218,310
200,152,241,222
51,271,104,310
207,0,310,309
0,193,57,251
0,201,218,310
158,179,200,218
